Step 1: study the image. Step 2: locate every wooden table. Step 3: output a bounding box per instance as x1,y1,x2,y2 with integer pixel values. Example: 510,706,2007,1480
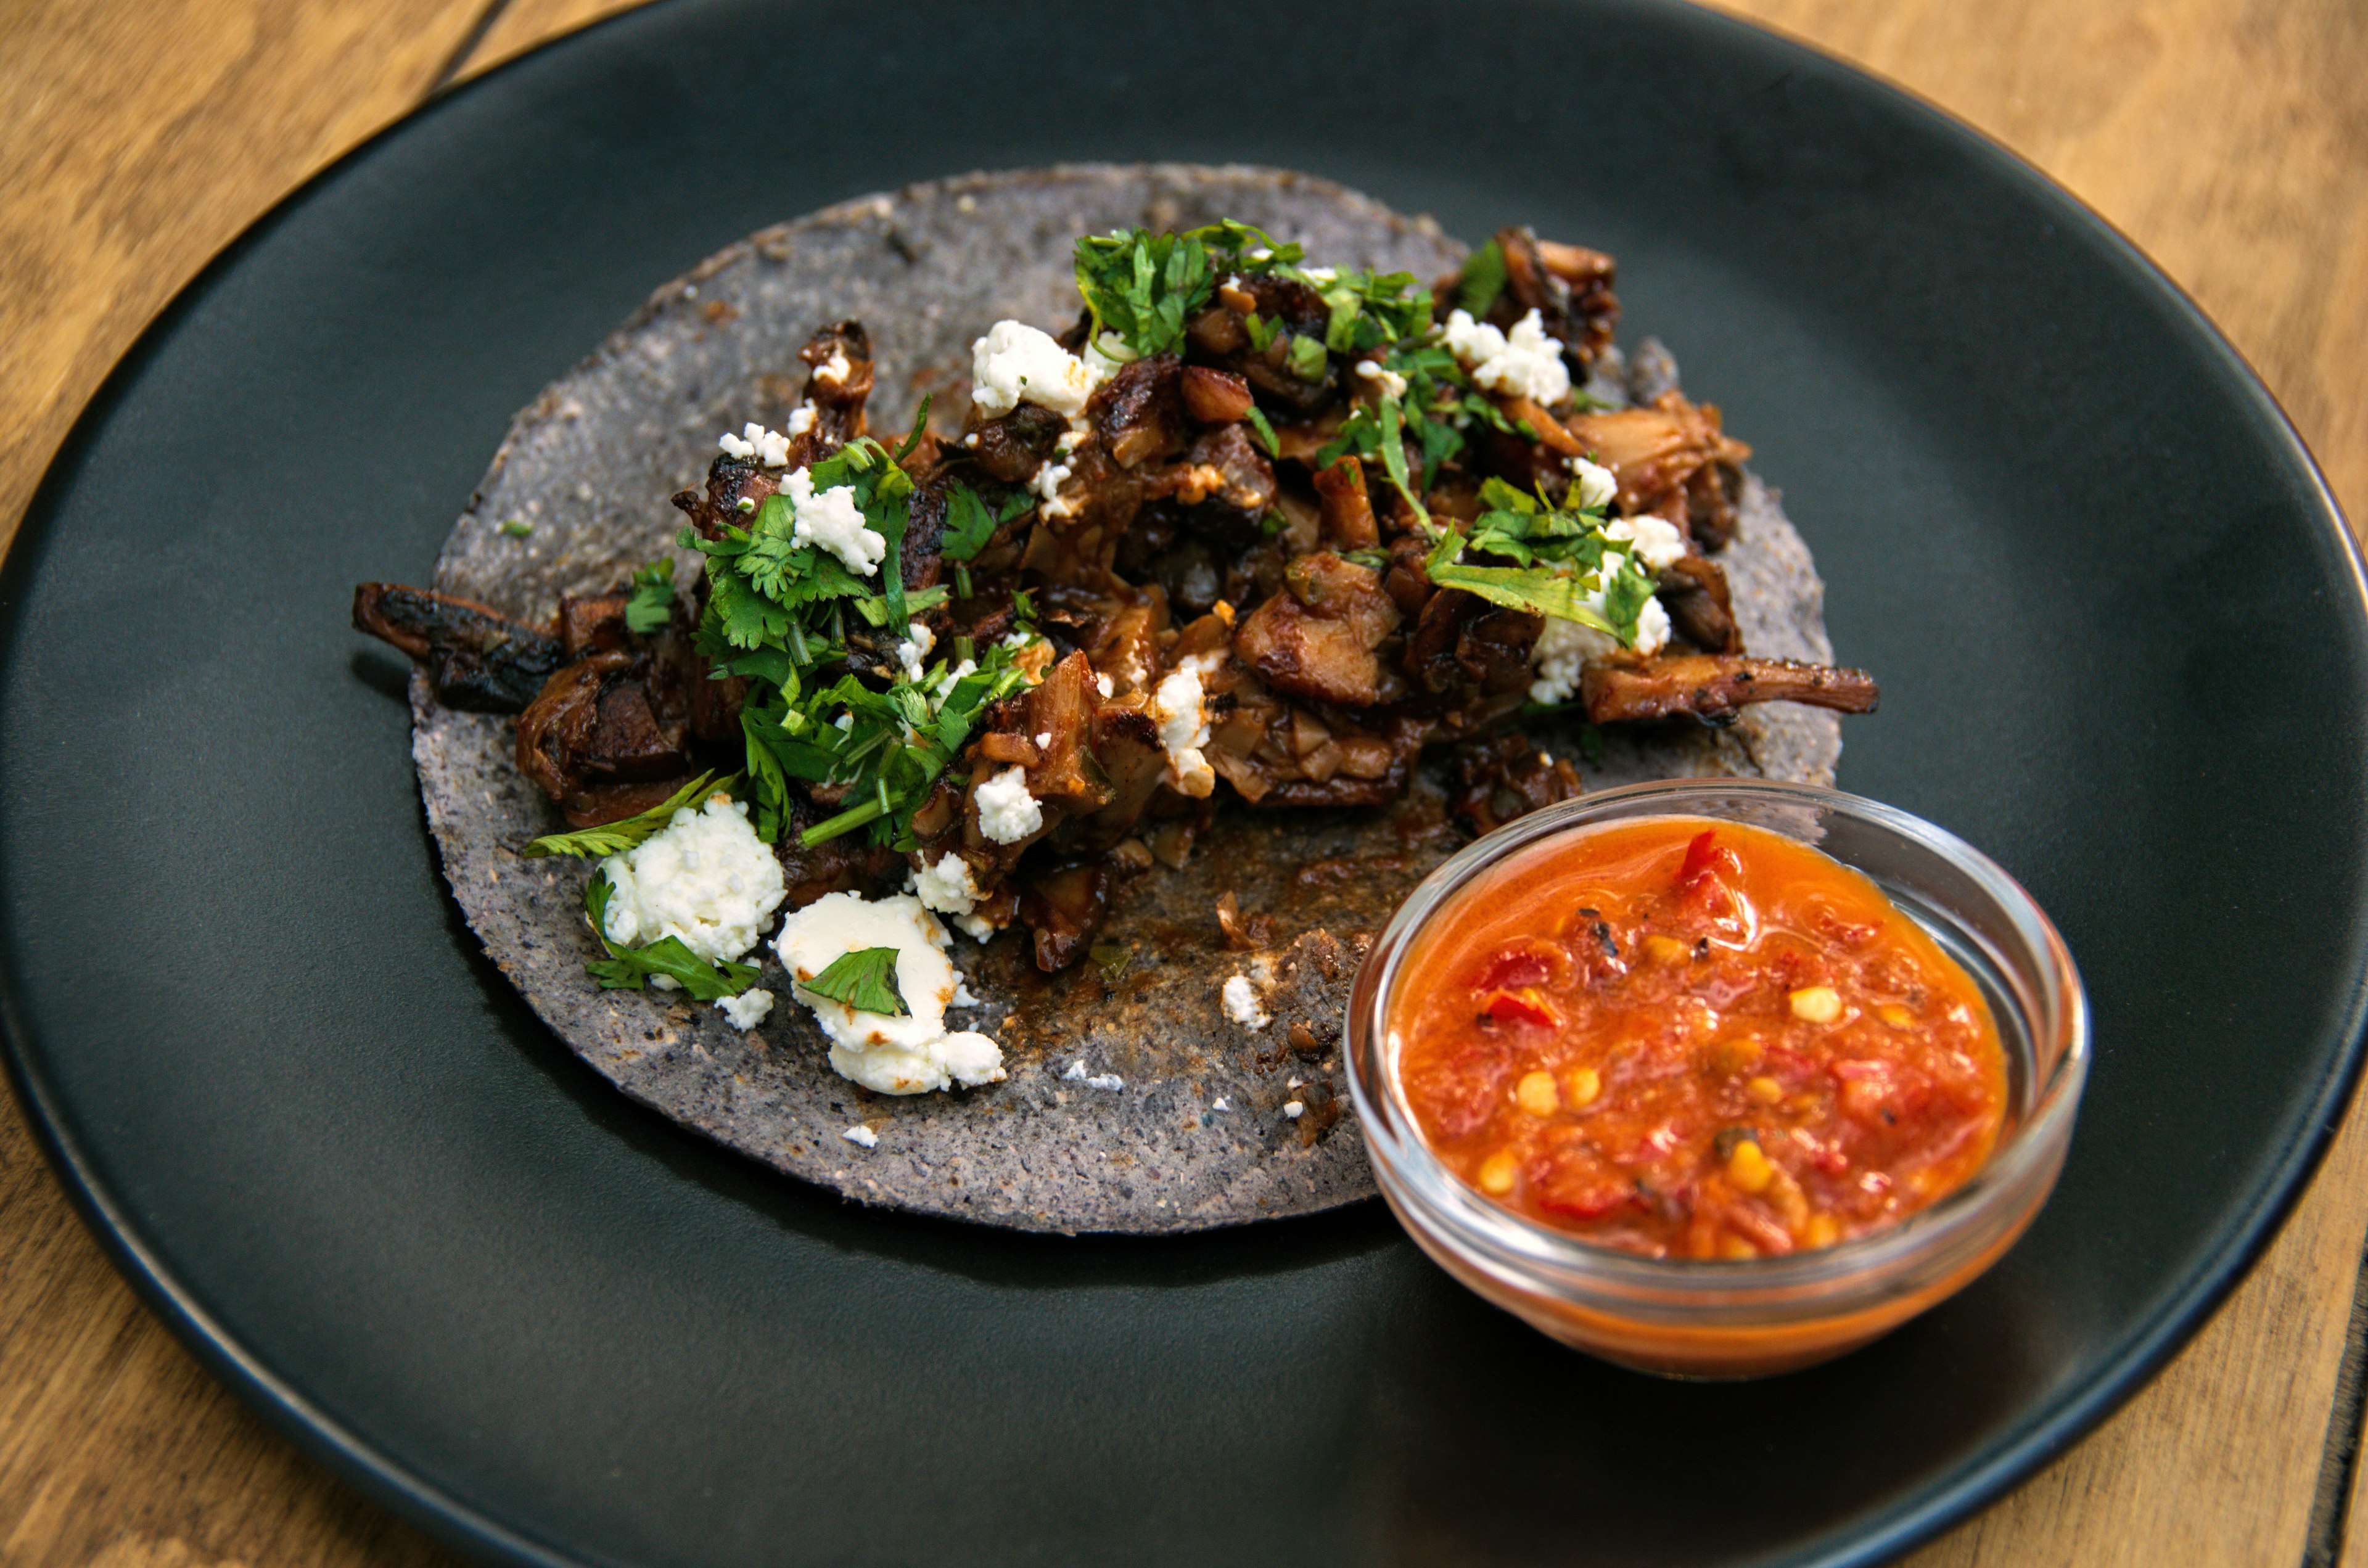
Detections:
4,2,2364,1562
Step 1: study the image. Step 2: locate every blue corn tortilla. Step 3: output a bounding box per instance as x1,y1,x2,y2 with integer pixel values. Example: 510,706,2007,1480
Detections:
409,164,1846,1233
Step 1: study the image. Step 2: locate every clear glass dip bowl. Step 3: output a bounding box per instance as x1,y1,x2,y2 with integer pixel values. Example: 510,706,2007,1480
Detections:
1346,779,2089,1378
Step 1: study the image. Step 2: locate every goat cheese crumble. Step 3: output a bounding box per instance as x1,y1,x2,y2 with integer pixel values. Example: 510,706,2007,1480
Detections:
775,892,1005,1094
1605,514,1687,571
598,794,787,985
1355,359,1410,399
1148,668,1217,798
842,1124,879,1149
1570,455,1618,512
1442,307,1571,407
1529,579,1674,705
715,988,775,1030
785,467,884,576
891,620,934,683
718,422,792,467
784,403,817,437
911,852,985,919
1222,973,1270,1032
974,766,1044,844
969,320,1105,418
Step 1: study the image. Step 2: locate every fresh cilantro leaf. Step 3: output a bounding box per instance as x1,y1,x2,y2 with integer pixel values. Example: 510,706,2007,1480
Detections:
1242,312,1277,353
624,560,676,633
1458,238,1508,319
1285,334,1329,382
800,946,909,1015
942,483,1031,562
523,770,736,858
1074,229,1217,359
582,873,760,999
498,519,533,538
1426,557,1623,636
1242,404,1280,458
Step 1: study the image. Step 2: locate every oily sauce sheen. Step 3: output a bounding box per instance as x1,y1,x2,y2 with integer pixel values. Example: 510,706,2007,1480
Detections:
1393,818,2008,1258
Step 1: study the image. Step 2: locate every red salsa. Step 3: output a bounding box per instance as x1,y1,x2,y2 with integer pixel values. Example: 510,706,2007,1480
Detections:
1392,818,2007,1258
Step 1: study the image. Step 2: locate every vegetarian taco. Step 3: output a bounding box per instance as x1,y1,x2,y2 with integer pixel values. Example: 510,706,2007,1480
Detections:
355,164,1873,1233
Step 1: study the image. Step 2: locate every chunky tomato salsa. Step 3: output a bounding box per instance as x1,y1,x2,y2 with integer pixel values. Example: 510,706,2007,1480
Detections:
1392,817,2007,1258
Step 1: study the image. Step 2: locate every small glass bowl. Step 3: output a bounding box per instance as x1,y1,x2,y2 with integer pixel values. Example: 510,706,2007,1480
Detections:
1346,779,2088,1378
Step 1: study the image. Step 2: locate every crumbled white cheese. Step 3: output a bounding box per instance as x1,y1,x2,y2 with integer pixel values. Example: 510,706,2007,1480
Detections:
1524,552,1676,705
1063,1059,1087,1081
954,911,997,942
1570,455,1618,512
930,657,977,703
1635,596,1672,656
1442,307,1571,406
817,347,852,385
1085,1073,1125,1091
911,853,984,918
1035,456,1074,507
718,422,792,467
1605,514,1686,571
785,403,817,438
1354,359,1409,399
891,620,934,683
974,766,1043,844
1034,730,1052,748
1283,1101,1305,1119
1149,668,1216,798
1211,1097,1233,1112
715,988,775,1030
969,320,1104,417
1222,973,1270,1032
598,794,787,987
842,1124,879,1149
785,467,884,576
775,892,1006,1095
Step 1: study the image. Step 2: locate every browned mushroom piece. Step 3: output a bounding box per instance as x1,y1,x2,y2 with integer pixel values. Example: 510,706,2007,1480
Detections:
1581,655,1880,726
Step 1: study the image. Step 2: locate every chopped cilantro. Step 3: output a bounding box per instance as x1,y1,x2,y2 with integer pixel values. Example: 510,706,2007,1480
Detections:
1457,238,1508,319
498,519,533,538
1242,404,1281,458
522,770,736,859
582,872,760,999
942,482,1031,562
802,946,909,1016
1421,478,1656,644
624,559,676,633
1285,334,1329,382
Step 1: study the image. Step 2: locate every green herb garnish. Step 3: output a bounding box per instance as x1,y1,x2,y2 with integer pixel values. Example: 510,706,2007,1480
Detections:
499,519,533,538
582,872,760,999
1243,403,1281,458
624,559,676,633
941,482,1032,562
522,770,736,859
1457,237,1508,319
800,946,908,1016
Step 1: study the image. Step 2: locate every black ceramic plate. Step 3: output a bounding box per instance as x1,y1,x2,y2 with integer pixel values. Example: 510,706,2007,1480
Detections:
4,1,2362,1564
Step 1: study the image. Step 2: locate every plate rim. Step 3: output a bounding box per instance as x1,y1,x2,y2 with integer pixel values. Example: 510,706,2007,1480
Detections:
4,0,2364,1564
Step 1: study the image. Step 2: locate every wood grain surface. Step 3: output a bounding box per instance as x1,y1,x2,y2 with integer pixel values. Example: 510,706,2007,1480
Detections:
2,2,2364,1564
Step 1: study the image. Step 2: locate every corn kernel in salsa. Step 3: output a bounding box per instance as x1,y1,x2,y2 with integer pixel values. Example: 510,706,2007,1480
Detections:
1391,817,2008,1258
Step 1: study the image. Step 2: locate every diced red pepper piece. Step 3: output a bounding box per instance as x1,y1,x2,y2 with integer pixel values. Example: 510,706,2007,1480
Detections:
1676,828,1738,896
1480,987,1561,1028
1470,940,1567,994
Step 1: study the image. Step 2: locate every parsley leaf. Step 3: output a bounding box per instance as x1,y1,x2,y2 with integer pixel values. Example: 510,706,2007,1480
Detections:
942,482,1032,562
1458,238,1508,319
523,770,738,859
799,946,908,1016
582,872,760,1000
624,560,676,633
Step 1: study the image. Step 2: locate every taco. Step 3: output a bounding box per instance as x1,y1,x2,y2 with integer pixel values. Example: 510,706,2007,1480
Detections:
355,163,1874,1233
